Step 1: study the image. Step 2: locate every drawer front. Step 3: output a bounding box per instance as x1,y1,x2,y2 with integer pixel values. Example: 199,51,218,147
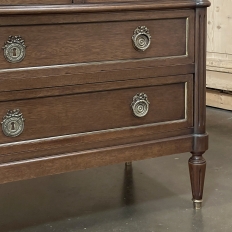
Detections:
0,75,192,144
0,12,193,69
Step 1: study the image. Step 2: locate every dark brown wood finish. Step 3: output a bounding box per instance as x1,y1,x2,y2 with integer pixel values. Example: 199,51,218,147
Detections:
0,128,194,164
0,1,211,15
189,152,206,208
0,0,72,4
0,9,194,26
188,7,208,209
0,75,191,143
0,64,194,93
0,0,210,210
78,0,151,3
0,135,193,184
0,12,191,69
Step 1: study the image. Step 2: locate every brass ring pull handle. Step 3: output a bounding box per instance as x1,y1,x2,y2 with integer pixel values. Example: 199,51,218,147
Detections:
132,26,151,52
3,36,26,63
1,109,25,137
131,93,150,117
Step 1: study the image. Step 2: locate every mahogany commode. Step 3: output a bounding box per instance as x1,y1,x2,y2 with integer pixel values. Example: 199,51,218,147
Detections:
0,0,210,209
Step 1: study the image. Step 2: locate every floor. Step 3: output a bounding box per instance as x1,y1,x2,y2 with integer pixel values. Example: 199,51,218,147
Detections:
0,107,231,232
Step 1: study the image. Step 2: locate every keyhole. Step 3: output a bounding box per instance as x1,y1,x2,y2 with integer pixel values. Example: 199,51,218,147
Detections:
11,122,15,131
12,48,17,57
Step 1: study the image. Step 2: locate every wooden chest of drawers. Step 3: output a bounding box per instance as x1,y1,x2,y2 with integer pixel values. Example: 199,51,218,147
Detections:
0,0,210,209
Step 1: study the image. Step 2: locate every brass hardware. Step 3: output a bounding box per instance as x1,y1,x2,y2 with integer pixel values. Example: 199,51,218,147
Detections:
3,36,26,63
132,26,151,52
1,109,25,137
193,199,203,210
131,93,150,117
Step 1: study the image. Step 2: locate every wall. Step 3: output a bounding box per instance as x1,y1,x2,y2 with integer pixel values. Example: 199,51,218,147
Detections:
206,0,232,110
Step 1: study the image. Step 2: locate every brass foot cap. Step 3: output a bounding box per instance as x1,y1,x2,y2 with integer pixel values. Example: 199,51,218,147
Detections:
193,199,203,209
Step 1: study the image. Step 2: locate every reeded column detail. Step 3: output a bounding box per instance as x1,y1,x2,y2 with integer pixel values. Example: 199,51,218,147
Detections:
189,7,208,209
189,153,206,209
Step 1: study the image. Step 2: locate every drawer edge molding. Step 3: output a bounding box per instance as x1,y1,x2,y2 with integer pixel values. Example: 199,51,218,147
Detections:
0,55,191,73
0,1,211,15
0,121,192,155
0,134,193,184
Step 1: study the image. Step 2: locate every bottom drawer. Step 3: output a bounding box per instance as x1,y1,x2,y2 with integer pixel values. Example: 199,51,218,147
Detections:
0,75,192,145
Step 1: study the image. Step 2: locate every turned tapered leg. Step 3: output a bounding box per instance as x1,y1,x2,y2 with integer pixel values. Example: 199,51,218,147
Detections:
189,152,206,209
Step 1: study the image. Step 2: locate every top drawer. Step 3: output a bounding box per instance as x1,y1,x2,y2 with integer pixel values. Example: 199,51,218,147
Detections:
0,10,194,69
0,0,72,5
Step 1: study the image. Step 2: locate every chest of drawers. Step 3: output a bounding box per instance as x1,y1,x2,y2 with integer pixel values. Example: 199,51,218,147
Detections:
0,0,210,209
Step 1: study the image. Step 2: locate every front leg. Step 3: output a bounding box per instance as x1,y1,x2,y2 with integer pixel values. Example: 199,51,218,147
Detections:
189,152,206,209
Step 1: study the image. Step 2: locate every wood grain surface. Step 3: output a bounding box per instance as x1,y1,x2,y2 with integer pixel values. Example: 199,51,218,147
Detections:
0,135,193,184
0,0,71,4
0,1,211,15
0,77,188,143
0,0,210,203
0,64,194,93
0,17,188,69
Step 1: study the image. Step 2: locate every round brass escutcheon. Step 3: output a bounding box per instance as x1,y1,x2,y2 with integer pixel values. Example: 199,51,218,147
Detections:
1,109,25,137
132,26,151,52
131,93,150,117
3,36,26,63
